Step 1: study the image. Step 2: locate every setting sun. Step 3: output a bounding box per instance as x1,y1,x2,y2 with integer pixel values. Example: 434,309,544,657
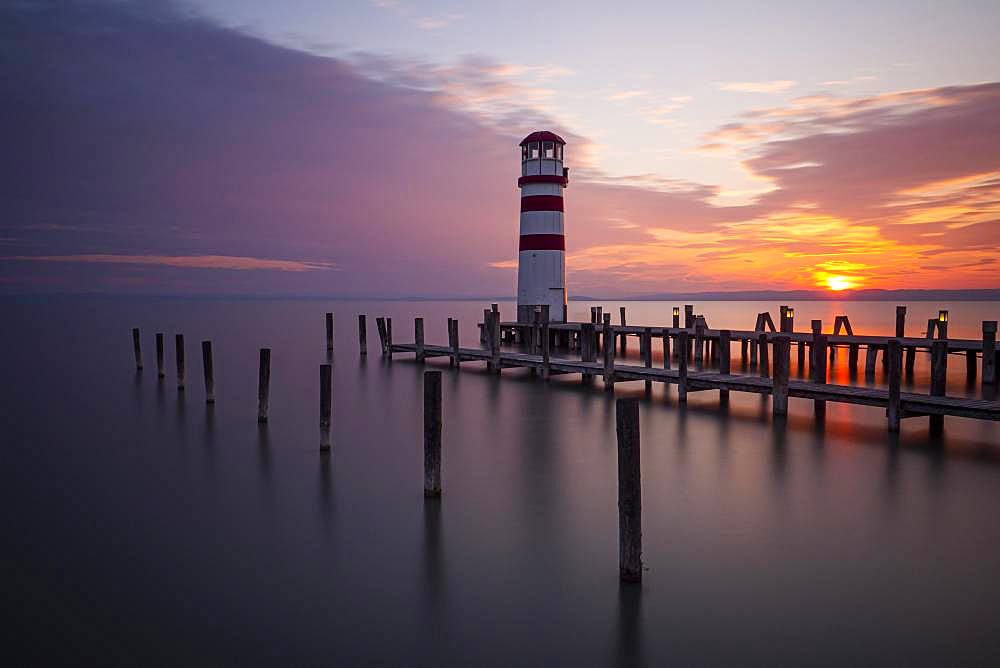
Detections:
826,275,854,291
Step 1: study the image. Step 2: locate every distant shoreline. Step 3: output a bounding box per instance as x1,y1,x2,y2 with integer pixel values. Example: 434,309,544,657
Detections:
3,288,999,302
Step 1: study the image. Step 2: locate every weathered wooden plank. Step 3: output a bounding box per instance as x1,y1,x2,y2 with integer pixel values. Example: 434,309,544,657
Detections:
616,398,642,583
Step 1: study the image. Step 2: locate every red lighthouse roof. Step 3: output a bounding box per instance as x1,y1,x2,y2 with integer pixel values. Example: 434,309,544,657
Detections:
520,130,565,146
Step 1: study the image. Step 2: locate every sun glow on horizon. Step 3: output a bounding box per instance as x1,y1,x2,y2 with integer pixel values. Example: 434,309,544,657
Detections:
825,275,854,291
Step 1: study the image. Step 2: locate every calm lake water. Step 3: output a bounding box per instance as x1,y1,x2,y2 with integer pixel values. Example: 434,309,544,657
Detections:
4,297,1000,666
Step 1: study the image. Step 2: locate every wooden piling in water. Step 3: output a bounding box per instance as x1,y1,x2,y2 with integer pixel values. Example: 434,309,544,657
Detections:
414,317,425,363
616,398,642,583
319,363,332,451
376,317,387,355
718,329,731,403
201,340,215,404
175,334,185,391
741,339,749,366
849,344,859,371
424,370,442,497
619,307,627,354
694,322,705,370
386,318,393,356
257,348,270,423
773,335,790,417
984,321,997,386
662,330,671,371
677,330,689,402
581,322,596,379
603,320,615,390
132,328,143,370
930,341,947,435
865,345,878,381
326,312,334,352
887,339,902,432
542,321,551,380
156,333,165,378
758,332,770,379
448,319,460,368
966,349,977,381
797,340,806,375
812,333,827,418
358,315,367,356
895,306,907,338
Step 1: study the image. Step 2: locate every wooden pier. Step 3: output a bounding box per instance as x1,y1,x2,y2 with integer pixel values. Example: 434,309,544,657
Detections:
375,306,1000,433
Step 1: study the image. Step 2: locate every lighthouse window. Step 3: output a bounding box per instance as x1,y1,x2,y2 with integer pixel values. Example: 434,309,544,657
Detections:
543,142,554,158
530,142,540,159
522,144,530,161
554,144,563,161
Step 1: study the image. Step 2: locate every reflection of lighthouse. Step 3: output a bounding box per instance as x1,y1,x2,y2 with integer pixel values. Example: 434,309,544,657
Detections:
516,130,568,323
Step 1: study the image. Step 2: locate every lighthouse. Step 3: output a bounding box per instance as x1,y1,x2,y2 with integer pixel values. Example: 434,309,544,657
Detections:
516,130,568,323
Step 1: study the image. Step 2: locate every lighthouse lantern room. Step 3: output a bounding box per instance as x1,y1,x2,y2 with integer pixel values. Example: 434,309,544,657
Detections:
516,130,569,323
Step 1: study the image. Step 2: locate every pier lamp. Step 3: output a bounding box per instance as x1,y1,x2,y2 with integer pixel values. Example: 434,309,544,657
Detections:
938,310,949,323
672,306,680,328
787,307,795,319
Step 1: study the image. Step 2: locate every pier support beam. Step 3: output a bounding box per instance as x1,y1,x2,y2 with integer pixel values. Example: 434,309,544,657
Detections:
424,370,442,497
319,363,332,451
677,331,689,402
201,340,215,404
719,329,731,403
813,333,828,419
772,336,790,417
358,315,367,356
930,341,948,436
616,398,642,583
257,348,270,423
175,334,185,391
414,317,425,363
887,339,902,432
603,320,615,390
156,333,165,379
662,330,671,371
758,332,770,378
376,317,387,355
984,321,997,386
326,312,334,352
132,328,143,371
865,345,878,381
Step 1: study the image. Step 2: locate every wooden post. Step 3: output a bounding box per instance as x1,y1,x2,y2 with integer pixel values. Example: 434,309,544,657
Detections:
929,340,947,435
319,363,332,451
796,340,805,375
694,322,704,370
864,345,878,381
619,307,627,354
642,327,652,368
450,319,461,368
895,306,906,338
596,306,604,328
813,333,827,418
358,314,368,356
581,322,596,380
201,340,215,404
677,330,689,402
603,320,615,390
772,336,790,417
386,317,393,356
616,398,642,583
926,318,937,341
424,370,442,497
848,344,859,371
758,332,770,378
491,307,502,374
966,349,977,381
984,321,997,386
542,321,551,380
905,345,916,375
257,348,270,423
741,338,749,366
415,317,425,363
155,333,165,378
376,317,387,355
719,329,731,403
684,305,693,329
749,326,759,368
887,339,902,432
325,312,334,352
662,330,671,370
779,305,789,333
175,334,185,391
131,328,143,370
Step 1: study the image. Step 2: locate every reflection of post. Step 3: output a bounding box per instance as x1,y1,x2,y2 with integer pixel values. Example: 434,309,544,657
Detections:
930,341,947,436
423,370,442,497
887,339,901,432
257,348,270,423
132,328,143,370
616,398,642,583
319,363,332,451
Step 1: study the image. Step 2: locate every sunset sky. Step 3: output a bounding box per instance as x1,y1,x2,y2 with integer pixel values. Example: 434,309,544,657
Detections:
2,0,999,296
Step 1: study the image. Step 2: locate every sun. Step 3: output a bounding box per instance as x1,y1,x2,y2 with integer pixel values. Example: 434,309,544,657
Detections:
825,275,853,291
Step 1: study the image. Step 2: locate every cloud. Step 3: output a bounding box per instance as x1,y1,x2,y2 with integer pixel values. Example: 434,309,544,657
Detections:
718,80,796,93
608,90,648,101
6,255,335,272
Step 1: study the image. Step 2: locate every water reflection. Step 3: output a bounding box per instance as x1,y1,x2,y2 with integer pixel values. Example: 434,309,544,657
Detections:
614,584,644,668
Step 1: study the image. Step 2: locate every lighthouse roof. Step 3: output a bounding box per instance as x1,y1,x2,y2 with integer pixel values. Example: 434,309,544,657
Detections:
520,130,565,146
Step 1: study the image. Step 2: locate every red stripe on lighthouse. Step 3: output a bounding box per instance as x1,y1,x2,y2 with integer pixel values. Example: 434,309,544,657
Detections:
519,234,565,251
520,195,564,212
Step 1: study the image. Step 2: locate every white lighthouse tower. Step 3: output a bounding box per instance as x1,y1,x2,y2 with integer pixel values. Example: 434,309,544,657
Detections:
516,130,568,323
